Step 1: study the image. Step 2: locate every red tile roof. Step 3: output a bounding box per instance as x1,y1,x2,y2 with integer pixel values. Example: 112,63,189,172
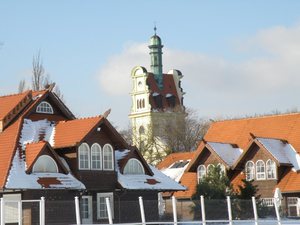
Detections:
25,141,48,170
174,172,197,199
147,73,182,110
181,113,300,198
0,91,31,120
0,118,23,187
0,90,50,188
54,116,104,148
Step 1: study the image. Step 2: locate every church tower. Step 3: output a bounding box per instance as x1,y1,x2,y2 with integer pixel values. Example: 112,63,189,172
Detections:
129,28,185,164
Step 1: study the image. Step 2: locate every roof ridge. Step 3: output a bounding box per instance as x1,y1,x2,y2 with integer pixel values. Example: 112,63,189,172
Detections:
75,115,103,120
213,112,300,123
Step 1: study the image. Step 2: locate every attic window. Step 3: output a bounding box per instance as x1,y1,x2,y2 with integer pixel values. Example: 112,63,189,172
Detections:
36,101,54,114
123,158,145,175
170,160,189,168
32,155,58,173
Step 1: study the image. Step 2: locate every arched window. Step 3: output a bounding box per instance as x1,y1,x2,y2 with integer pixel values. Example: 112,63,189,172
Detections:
245,161,255,181
218,163,226,175
36,101,54,114
32,155,58,173
123,159,145,175
103,144,114,170
266,159,276,180
256,160,266,180
197,165,206,183
142,99,145,108
139,126,145,135
137,100,140,109
91,143,102,170
207,164,215,174
78,143,90,170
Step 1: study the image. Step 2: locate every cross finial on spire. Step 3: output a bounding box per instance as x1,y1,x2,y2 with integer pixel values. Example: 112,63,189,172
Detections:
154,22,157,35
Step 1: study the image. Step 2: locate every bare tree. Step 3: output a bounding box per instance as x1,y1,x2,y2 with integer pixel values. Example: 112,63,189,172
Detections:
119,109,211,164
18,79,27,93
17,51,64,101
32,51,46,91
161,108,210,152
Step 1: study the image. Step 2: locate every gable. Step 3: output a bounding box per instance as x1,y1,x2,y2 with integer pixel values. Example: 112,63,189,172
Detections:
27,92,74,121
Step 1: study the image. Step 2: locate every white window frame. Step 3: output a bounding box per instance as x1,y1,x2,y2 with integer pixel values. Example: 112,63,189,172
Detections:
36,101,54,114
123,158,145,175
245,161,255,181
266,159,277,180
97,193,114,219
91,143,102,170
207,164,215,174
197,165,206,183
32,155,58,173
81,196,93,224
78,143,90,170
217,163,226,176
256,160,266,180
103,144,114,171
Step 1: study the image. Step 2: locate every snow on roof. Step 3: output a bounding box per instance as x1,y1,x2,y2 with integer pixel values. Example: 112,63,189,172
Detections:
207,142,243,167
256,138,300,171
161,160,190,182
115,150,185,191
20,119,55,148
5,119,85,189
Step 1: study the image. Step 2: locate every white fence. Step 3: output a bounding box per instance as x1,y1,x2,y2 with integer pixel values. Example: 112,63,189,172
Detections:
73,195,300,225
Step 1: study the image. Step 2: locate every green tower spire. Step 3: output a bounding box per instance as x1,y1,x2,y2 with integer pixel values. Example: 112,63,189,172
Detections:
148,26,164,89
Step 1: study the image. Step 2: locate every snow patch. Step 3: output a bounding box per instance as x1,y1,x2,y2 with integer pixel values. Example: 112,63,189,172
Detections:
257,138,300,171
207,142,243,166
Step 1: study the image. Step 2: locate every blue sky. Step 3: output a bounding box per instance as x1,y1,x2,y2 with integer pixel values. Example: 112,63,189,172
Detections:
1,1,300,129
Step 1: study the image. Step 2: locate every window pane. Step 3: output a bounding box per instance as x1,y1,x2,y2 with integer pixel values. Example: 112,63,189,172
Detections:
91,144,101,170
103,144,113,170
79,143,90,169
33,155,58,173
124,159,145,174
36,101,54,114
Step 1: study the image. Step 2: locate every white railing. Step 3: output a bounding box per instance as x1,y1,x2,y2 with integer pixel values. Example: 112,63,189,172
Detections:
73,195,296,225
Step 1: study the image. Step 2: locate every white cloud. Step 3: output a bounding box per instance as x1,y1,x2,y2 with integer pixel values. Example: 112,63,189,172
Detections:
97,24,300,121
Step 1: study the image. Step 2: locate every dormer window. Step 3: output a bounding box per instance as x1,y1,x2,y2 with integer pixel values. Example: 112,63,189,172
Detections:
197,165,206,183
123,159,145,175
256,160,266,180
32,155,58,173
36,101,54,114
245,161,255,181
266,159,277,180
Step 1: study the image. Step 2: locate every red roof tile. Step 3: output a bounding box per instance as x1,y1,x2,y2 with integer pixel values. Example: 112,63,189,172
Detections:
174,172,197,199
54,116,104,148
147,73,182,110
0,91,31,120
25,142,48,170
